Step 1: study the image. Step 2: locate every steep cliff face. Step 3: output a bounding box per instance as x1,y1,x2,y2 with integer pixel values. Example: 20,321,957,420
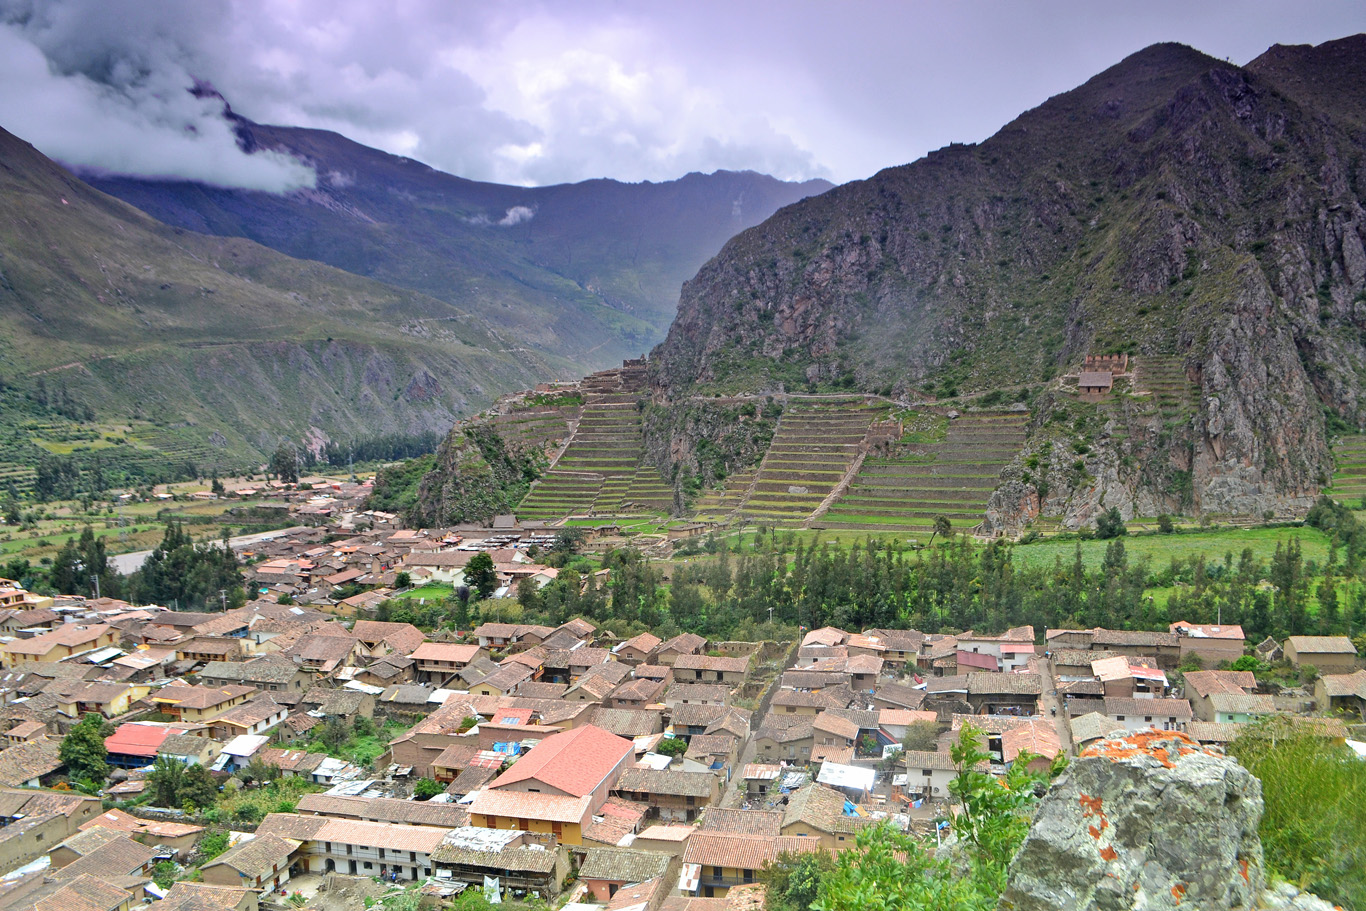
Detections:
652,38,1366,521
372,423,540,527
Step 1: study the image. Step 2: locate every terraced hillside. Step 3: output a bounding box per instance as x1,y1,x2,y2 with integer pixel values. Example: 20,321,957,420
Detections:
490,406,579,455
516,396,676,520
735,401,881,524
816,411,1030,534
1131,356,1198,425
1326,435,1366,504
692,469,757,523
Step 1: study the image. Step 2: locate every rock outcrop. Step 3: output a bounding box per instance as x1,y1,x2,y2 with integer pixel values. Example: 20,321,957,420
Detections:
998,730,1333,911
650,37,1366,523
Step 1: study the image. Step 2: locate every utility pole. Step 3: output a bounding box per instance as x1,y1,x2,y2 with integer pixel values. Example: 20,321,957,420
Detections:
219,589,227,612
91,575,100,599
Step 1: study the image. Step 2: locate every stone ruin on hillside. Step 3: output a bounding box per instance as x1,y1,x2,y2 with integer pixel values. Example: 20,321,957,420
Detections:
997,730,1334,911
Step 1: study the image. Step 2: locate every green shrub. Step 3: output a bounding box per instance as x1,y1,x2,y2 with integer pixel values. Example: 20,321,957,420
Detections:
1229,718,1366,908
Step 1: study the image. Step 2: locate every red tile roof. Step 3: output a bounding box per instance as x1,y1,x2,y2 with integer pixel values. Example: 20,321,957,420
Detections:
490,723,632,797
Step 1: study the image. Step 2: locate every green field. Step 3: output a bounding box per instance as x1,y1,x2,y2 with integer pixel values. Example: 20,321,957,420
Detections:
395,584,455,601
1009,525,1332,569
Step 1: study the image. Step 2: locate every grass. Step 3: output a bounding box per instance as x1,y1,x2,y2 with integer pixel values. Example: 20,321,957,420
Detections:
1009,525,1332,569
396,585,455,601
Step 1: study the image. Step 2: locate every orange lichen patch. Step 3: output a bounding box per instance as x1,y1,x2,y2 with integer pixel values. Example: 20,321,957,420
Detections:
1240,858,1249,883
1080,730,1220,769
1079,793,1104,815
1171,883,1187,903
1089,825,1101,839
1099,846,1119,862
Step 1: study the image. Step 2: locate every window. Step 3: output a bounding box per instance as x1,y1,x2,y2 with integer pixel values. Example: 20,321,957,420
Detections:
1116,716,1125,721
410,852,416,862
1144,717,1153,723
364,862,372,870
379,848,385,859
712,866,723,878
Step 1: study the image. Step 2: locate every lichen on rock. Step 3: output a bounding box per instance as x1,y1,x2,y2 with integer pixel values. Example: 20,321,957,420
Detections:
999,730,1281,911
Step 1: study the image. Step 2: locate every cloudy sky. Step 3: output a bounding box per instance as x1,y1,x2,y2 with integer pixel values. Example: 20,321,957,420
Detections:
1,0,1363,192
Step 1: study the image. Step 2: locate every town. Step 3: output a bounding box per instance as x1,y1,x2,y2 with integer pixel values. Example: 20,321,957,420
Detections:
0,488,1358,911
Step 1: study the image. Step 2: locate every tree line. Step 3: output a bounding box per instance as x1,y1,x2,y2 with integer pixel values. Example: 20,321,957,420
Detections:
504,510,1365,646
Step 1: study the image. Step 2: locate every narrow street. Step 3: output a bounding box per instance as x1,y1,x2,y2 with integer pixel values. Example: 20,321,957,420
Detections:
1037,654,1074,755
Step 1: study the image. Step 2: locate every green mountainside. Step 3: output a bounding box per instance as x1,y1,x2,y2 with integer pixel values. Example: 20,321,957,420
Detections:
0,125,558,487
648,36,1366,529
86,110,831,373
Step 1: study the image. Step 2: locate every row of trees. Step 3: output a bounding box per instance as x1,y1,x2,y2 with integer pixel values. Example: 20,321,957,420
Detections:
504,518,1364,646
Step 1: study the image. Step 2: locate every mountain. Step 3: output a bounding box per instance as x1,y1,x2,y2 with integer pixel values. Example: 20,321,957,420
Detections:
649,36,1366,525
0,124,556,486
84,107,831,373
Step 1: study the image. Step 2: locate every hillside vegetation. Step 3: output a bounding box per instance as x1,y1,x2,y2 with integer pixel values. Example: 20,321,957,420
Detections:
0,126,562,483
88,103,831,374
651,37,1366,528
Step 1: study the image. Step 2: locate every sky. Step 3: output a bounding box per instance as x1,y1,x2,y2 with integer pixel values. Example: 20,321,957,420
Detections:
0,0,1363,193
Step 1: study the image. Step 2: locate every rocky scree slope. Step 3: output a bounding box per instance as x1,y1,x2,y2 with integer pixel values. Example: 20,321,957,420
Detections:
651,37,1366,524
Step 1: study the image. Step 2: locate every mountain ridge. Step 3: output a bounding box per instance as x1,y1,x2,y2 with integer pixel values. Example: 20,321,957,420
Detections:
83,113,832,373
648,36,1366,525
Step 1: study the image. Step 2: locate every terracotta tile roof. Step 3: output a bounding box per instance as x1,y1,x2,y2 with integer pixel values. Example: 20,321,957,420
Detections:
314,816,450,853
615,768,716,798
580,847,670,883
157,882,256,911
698,808,781,836
1069,712,1125,744
900,749,959,771
1319,669,1366,698
811,713,859,741
411,642,482,663
754,716,814,743
255,812,329,840
1000,720,1062,761
468,788,594,824
51,833,155,879
674,654,749,674
1285,635,1359,655
617,633,662,655
967,672,1042,695
1184,721,1245,744
657,633,706,655
203,833,299,879
683,832,819,869
6,624,111,656
490,724,631,796
294,793,468,827
1103,697,1193,720
0,735,63,785
1207,693,1275,715
1182,670,1257,698
590,708,663,738
152,684,256,710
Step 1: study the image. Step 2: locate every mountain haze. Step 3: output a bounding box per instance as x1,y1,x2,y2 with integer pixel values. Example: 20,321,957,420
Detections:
86,107,831,373
651,36,1366,524
0,125,553,478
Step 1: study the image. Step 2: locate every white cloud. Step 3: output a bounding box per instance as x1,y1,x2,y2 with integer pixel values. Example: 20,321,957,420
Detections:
0,1,316,192
0,0,1362,190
